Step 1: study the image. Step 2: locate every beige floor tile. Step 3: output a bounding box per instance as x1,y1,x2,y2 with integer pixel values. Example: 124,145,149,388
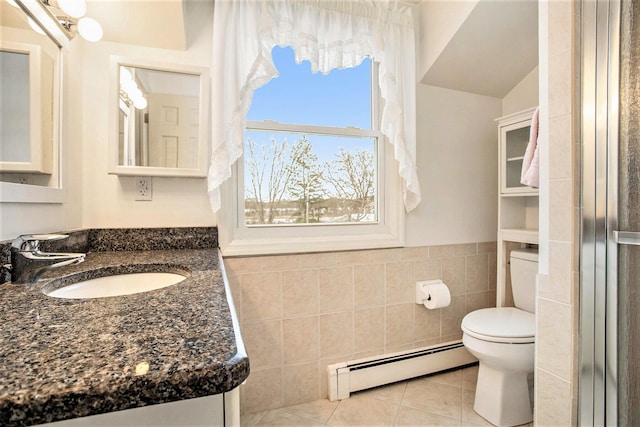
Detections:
422,368,463,387
355,380,407,404
461,364,479,390
402,379,462,420
461,389,493,426
280,399,340,424
256,409,326,426
327,395,400,426
394,405,462,426
241,366,509,426
241,411,267,426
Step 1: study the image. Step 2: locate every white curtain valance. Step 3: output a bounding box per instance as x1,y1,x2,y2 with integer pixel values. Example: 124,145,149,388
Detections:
209,0,421,213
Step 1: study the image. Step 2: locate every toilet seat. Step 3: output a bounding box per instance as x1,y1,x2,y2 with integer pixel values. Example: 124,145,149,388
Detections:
462,307,535,344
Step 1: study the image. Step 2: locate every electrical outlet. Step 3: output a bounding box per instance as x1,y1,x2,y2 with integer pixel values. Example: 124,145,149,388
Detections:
16,176,30,185
135,177,152,201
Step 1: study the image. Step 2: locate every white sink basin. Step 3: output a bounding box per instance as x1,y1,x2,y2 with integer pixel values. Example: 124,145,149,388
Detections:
45,272,187,299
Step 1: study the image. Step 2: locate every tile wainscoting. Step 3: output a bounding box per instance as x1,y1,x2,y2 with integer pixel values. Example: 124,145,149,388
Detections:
223,242,497,414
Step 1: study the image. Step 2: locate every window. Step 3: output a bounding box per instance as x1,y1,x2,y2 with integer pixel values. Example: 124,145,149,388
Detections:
221,46,404,255
244,47,377,226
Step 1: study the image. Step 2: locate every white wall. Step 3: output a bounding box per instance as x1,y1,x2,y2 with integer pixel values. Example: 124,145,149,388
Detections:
405,84,502,247
80,3,215,229
503,66,539,115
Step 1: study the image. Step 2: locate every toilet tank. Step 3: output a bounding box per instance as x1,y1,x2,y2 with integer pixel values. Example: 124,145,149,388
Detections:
510,248,538,313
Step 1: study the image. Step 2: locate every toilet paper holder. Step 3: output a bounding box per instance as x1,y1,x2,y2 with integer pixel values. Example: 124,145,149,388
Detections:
415,279,451,309
416,279,441,304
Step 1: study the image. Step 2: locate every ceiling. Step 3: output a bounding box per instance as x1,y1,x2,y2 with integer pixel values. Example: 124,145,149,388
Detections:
421,0,539,98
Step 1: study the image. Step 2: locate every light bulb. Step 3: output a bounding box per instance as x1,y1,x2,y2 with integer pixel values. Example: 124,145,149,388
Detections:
120,68,132,85
122,80,138,95
27,17,46,35
77,17,103,42
130,88,144,100
57,0,87,18
133,97,147,110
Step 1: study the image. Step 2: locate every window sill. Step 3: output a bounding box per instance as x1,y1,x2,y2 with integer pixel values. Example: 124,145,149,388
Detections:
219,230,404,257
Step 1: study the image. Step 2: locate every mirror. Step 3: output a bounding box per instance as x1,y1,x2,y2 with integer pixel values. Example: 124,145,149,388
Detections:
0,0,67,202
109,57,210,177
0,41,54,175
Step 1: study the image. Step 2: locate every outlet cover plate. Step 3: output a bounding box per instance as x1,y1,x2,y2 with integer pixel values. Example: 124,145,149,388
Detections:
135,177,152,201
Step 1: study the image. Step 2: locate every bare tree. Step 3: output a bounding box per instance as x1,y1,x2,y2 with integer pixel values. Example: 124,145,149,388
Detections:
245,137,294,224
286,136,324,223
324,147,376,222
245,136,375,224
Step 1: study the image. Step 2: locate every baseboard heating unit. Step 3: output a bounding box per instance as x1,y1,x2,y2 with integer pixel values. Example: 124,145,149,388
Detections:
327,340,477,401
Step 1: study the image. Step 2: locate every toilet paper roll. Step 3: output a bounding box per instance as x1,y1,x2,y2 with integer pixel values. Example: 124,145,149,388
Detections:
423,281,451,309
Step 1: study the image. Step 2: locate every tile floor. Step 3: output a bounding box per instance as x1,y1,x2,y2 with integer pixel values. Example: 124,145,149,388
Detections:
241,365,534,426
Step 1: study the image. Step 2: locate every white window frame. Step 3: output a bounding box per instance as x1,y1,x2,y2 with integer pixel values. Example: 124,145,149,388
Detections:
218,61,404,256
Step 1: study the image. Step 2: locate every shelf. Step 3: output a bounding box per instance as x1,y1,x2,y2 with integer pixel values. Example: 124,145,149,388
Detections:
500,191,539,197
499,228,539,244
497,108,540,309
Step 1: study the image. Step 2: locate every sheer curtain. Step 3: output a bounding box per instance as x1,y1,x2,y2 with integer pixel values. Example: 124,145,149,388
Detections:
209,0,421,213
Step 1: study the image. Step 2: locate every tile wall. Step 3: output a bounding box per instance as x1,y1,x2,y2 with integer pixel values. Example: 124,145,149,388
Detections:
535,1,579,425
223,242,497,414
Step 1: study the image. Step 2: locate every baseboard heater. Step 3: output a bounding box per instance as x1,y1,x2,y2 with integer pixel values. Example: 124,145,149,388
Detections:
327,340,477,401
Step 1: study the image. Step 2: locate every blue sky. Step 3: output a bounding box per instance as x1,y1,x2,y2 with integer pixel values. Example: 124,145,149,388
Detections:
247,46,372,129
245,46,374,165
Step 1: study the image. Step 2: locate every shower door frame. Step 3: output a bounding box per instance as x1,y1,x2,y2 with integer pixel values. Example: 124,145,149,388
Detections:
579,0,620,425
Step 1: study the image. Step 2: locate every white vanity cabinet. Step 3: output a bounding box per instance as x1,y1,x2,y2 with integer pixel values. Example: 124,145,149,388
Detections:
43,388,240,427
496,108,539,307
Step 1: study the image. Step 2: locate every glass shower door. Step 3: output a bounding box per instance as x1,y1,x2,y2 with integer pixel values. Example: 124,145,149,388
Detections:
580,0,640,424
615,0,640,422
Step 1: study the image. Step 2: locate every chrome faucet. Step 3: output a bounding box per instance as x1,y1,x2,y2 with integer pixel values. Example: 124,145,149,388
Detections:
11,234,86,283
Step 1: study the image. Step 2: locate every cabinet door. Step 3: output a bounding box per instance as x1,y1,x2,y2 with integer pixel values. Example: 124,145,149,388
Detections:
500,119,538,194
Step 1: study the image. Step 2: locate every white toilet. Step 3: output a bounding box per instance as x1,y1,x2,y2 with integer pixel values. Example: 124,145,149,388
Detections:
461,248,538,427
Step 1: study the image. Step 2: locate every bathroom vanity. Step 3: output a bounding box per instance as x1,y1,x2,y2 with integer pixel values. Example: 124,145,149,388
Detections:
0,227,249,426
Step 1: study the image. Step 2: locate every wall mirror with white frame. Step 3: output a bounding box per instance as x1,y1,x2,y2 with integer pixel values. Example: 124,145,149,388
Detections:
0,0,68,203
109,57,210,178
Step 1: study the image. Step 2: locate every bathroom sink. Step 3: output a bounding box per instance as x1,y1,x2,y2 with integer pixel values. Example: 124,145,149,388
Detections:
45,272,188,299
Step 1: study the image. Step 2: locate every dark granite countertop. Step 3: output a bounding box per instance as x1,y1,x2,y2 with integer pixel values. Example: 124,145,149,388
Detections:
0,228,249,426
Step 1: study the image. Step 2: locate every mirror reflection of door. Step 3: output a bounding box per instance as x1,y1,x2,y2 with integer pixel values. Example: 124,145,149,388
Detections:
118,66,200,170
147,93,198,168
118,99,129,165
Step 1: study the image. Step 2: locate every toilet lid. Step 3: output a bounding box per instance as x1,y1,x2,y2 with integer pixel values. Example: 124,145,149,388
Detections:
462,307,535,344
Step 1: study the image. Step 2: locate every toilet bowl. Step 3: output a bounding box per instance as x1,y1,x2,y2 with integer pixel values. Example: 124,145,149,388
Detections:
461,249,538,427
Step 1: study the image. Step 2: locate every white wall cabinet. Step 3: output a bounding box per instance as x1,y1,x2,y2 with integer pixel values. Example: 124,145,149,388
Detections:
496,108,539,307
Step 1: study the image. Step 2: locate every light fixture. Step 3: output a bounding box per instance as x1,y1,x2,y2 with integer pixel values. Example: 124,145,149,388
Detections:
119,66,148,110
38,0,103,42
56,0,86,18
77,16,102,42
119,68,133,85
27,16,46,35
133,97,148,110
